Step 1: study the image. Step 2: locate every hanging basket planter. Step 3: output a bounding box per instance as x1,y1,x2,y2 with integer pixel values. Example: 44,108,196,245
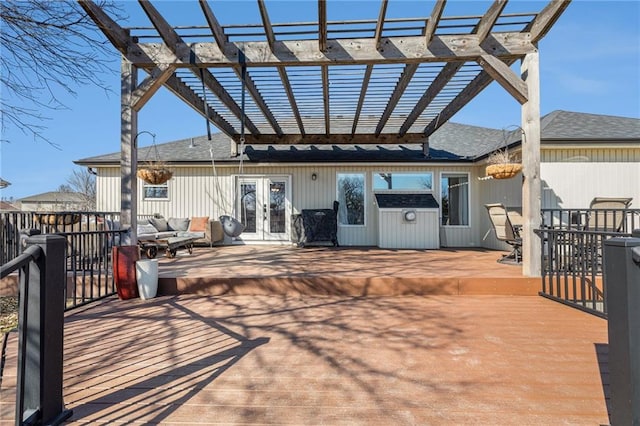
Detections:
486,163,523,179
135,131,173,185
137,164,173,185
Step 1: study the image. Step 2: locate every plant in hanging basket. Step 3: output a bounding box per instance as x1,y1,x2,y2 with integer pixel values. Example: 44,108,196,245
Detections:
137,162,173,185
485,149,522,179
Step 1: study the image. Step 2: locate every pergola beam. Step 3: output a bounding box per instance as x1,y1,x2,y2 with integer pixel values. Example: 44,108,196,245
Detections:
258,0,304,135
138,0,261,136
477,54,528,104
399,61,464,137
163,74,237,138
374,0,388,50
425,0,446,45
77,0,141,56
132,64,175,111
475,0,507,42
423,62,515,136
351,65,373,136
375,63,419,136
198,0,227,49
132,33,536,68
529,0,572,43
318,0,327,52
199,0,283,136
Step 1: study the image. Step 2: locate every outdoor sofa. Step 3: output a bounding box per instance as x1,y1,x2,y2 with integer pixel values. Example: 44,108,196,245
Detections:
136,215,224,257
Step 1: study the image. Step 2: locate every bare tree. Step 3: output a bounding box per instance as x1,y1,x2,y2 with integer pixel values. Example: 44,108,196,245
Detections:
65,168,96,211
0,0,124,144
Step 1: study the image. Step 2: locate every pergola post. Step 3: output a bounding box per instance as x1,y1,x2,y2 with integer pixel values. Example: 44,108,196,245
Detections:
521,51,542,276
121,58,138,245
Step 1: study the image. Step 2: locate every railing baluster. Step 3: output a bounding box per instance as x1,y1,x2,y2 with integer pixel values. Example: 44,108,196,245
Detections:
536,209,635,319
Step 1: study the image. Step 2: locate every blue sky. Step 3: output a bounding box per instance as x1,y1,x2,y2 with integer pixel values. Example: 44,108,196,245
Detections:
1,0,639,200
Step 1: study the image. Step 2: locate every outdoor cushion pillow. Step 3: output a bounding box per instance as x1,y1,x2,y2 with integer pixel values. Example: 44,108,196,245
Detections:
168,217,190,232
137,223,158,235
189,216,209,232
150,217,169,232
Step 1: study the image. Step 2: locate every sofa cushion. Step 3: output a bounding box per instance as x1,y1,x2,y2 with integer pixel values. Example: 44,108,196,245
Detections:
150,217,169,232
137,223,158,235
138,231,177,241
168,217,190,232
189,216,209,232
177,231,205,239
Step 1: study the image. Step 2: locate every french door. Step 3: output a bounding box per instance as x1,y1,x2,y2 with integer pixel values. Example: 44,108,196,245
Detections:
237,176,291,242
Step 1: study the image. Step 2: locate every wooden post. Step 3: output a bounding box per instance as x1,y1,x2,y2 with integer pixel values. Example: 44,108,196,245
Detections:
121,57,138,245
521,51,542,276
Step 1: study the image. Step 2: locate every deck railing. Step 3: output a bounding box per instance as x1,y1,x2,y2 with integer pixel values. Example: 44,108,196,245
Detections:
537,206,639,318
1,211,128,311
0,211,121,266
59,228,127,309
0,235,73,425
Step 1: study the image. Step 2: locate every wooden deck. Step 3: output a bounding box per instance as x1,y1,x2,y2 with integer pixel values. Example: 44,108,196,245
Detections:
1,295,609,424
155,246,540,296
0,246,611,424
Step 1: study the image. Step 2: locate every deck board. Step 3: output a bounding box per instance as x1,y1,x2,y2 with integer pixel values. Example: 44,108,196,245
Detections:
156,246,540,296
1,294,610,424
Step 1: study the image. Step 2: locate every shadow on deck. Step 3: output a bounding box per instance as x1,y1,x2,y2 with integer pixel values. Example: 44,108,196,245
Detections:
156,246,540,296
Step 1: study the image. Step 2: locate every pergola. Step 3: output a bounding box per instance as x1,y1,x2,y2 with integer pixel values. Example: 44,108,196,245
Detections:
79,0,571,276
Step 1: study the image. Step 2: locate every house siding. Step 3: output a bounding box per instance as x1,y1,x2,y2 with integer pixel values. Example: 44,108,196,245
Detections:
94,145,638,249
96,163,484,248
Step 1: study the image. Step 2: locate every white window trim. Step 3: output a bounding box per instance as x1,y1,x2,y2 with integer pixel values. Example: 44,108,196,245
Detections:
142,182,170,201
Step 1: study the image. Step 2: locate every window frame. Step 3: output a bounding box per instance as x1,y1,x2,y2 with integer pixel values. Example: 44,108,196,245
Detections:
440,171,470,227
336,172,366,227
142,181,169,201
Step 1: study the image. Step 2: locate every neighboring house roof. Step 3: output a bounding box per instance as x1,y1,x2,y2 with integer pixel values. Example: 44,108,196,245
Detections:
0,201,17,210
17,191,85,204
75,111,640,166
540,110,640,140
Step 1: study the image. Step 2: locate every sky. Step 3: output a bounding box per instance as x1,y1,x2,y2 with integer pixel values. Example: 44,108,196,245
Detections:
1,0,639,201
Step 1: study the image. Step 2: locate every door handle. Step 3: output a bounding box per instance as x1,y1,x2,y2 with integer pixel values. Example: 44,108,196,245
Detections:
263,204,267,220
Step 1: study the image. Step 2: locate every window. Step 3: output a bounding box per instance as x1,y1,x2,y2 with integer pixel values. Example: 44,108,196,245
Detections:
373,172,433,191
441,173,469,226
143,182,168,200
337,173,365,225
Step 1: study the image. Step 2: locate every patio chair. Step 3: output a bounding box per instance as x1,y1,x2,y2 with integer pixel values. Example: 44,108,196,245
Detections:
586,197,633,232
485,203,522,264
579,197,633,273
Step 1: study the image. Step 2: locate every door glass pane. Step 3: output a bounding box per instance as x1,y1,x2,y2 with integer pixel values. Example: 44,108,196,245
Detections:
337,173,365,225
240,182,257,233
269,181,286,233
441,174,469,226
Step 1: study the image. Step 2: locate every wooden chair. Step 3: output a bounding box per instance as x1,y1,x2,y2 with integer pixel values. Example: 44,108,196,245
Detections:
485,203,522,264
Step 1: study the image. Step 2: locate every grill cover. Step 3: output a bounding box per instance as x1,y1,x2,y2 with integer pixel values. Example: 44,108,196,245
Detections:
292,209,339,247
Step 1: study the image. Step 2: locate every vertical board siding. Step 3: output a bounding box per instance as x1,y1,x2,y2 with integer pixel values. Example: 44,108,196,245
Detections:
541,162,640,209
94,145,638,248
542,147,639,162
378,210,439,249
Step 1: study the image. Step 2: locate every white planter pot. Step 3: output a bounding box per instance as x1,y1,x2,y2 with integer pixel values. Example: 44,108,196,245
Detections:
136,259,158,300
